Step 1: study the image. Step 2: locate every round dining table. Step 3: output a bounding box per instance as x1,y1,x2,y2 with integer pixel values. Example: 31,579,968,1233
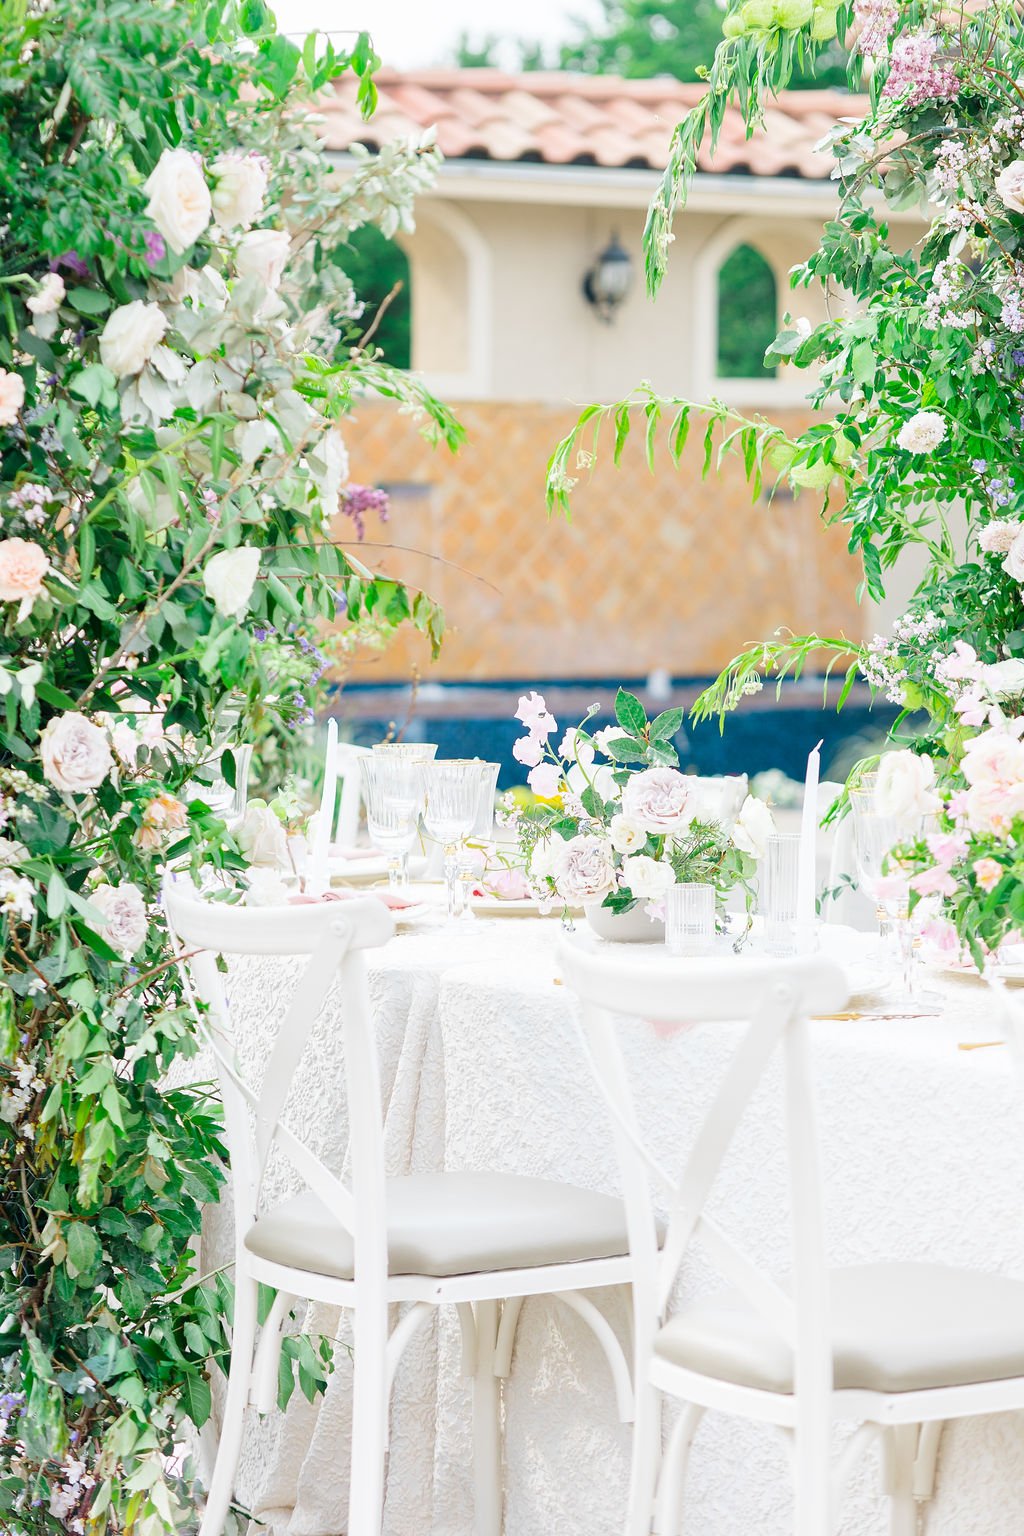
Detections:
199,913,1024,1536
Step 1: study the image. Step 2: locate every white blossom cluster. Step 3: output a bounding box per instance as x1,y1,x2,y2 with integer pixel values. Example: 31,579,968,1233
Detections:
0,1056,44,1137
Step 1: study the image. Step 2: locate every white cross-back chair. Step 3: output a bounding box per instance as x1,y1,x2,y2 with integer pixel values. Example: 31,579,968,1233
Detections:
165,880,638,1536
306,720,370,896
558,938,1024,1536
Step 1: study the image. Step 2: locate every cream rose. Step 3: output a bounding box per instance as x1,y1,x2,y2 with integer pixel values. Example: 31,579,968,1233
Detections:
553,834,617,902
0,538,50,612
620,767,694,835
237,801,289,868
609,814,646,854
145,147,212,255
995,159,1024,215
202,546,260,620
1004,529,1024,583
211,153,269,230
27,272,65,316
874,750,940,818
90,882,148,957
979,520,1020,555
620,853,674,900
99,301,168,378
0,369,25,426
235,229,290,290
40,712,113,794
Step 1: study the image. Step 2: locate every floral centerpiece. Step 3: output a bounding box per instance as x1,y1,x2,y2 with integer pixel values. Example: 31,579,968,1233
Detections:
505,687,775,923
545,1,1024,974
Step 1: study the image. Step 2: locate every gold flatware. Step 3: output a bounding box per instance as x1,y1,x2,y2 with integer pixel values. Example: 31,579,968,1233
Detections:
957,1040,1005,1052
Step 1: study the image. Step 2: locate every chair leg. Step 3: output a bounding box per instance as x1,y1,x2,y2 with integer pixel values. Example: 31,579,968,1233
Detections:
472,1299,503,1536
792,1421,833,1536
626,1381,662,1536
653,1403,703,1536
913,1420,944,1502
199,1271,259,1536
347,1291,391,1536
883,1425,918,1536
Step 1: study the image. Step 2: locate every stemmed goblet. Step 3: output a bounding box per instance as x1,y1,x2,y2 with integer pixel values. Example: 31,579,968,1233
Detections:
360,756,425,895
422,760,488,922
849,783,940,1015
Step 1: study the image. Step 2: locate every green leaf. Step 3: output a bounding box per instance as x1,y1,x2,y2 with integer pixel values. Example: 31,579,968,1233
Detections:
66,1221,101,1281
66,287,111,316
614,687,647,737
650,707,683,741
179,1371,213,1429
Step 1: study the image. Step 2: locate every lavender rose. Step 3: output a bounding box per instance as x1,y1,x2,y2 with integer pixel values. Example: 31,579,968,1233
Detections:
553,834,617,902
90,882,147,957
40,713,113,794
620,767,694,835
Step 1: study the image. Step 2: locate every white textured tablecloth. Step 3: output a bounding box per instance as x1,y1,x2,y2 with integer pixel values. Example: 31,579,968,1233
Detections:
203,919,1024,1536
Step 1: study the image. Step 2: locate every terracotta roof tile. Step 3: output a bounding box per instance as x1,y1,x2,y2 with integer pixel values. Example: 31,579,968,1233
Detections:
318,68,866,178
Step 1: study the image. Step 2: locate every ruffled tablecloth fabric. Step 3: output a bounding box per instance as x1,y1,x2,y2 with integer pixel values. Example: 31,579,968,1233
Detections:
199,920,1024,1536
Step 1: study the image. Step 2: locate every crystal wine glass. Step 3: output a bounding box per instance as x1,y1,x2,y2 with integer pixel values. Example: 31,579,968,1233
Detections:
459,761,501,920
422,760,487,922
360,757,425,895
849,785,940,1015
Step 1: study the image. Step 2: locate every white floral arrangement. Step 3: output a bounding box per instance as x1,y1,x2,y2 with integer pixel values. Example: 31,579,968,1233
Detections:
505,688,775,920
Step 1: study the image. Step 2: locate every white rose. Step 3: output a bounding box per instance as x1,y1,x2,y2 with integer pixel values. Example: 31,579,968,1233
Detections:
235,229,290,290
202,546,260,620
874,750,940,818
238,802,289,867
90,882,147,957
0,369,25,426
620,767,694,835
981,659,1024,699
609,814,646,854
731,794,777,860
1004,529,1024,582
210,153,269,231
553,834,617,902
962,726,1024,788
995,159,1024,215
620,853,674,900
144,147,212,255
896,411,947,455
40,712,113,794
26,272,65,316
99,301,167,378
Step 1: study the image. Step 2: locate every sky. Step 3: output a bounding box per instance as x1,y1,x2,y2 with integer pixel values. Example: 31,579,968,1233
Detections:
270,0,602,69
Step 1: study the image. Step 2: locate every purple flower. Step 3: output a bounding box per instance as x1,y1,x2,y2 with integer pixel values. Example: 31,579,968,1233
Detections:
338,483,390,542
144,229,167,268
53,250,90,279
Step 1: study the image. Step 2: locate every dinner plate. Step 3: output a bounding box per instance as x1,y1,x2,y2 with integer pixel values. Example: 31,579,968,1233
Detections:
468,893,582,918
328,854,428,885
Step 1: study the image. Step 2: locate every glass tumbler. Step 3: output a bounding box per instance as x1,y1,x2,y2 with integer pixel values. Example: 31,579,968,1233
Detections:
666,883,716,957
762,833,801,957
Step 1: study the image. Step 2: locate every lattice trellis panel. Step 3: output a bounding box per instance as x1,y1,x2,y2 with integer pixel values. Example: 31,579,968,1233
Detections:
334,400,865,682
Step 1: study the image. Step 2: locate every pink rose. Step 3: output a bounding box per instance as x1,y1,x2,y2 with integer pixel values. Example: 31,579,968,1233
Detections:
515,691,556,739
620,767,694,835
512,734,544,768
0,369,25,426
0,538,50,613
926,831,968,868
973,857,1002,892
528,762,562,799
909,864,957,898
964,778,1024,837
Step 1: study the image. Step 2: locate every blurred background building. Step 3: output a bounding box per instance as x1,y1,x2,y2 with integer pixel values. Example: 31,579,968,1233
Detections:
292,5,922,782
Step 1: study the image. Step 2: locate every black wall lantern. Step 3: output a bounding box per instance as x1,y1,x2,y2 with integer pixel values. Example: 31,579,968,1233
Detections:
582,232,633,323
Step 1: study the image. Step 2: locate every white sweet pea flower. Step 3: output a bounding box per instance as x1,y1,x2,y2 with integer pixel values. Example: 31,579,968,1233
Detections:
27,272,65,316
144,147,212,255
980,659,1024,700
202,546,260,620
0,368,25,426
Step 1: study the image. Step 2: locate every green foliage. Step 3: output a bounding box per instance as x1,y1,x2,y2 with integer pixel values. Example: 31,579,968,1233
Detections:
0,2,459,1529
717,244,778,379
558,0,849,87
331,224,412,369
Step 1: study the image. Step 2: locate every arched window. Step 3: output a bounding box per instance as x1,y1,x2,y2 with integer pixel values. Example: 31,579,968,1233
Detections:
331,225,411,369
716,244,778,381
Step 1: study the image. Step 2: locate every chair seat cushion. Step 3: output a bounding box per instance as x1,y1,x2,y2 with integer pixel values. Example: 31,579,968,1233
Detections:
244,1171,630,1279
654,1263,1024,1394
